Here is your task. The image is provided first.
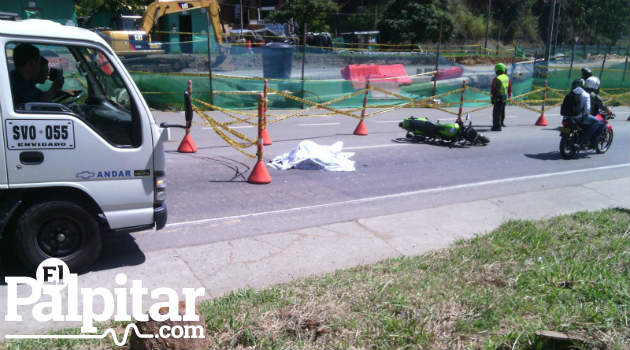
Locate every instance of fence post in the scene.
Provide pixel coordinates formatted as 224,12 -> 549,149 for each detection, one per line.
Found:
262,79 -> 272,145
433,72 -> 438,97
457,80 -> 466,122
568,40 -> 575,78
353,81 -> 370,135
248,93 -> 271,184
599,47 -> 608,79
205,11 -> 214,107
300,23 -> 307,109
432,18 -> 442,97
535,80 -> 548,126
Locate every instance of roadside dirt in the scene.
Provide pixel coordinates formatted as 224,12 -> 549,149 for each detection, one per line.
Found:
453,56 -> 528,66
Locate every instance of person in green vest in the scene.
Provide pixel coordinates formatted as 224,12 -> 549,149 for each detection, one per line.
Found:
490,62 -> 512,131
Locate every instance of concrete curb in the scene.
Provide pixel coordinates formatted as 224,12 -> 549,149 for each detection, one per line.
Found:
1,177 -> 628,336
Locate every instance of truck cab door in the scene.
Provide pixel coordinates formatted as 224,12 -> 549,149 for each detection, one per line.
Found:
2,41 -> 156,230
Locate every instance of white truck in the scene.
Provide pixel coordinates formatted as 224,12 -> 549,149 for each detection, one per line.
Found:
0,19 -> 168,272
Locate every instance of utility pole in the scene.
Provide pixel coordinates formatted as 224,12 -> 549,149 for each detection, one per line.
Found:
553,2 -> 561,56
433,18 -> 443,97
484,0 -> 491,51
545,0 -> 557,64
205,10 -> 214,106
239,0 -> 244,37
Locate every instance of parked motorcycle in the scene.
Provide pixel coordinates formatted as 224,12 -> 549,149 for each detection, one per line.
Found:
397,114 -> 490,146
559,112 -> 614,159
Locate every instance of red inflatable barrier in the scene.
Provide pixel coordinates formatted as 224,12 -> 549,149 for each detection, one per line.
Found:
341,64 -> 412,89
434,66 -> 463,81
377,64 -> 412,85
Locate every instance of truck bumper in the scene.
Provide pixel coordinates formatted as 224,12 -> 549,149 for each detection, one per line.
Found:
154,203 -> 167,230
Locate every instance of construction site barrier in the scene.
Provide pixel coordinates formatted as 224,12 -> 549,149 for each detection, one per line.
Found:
167,73 -> 630,187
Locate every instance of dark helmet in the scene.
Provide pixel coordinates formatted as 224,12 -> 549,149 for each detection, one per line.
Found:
581,67 -> 592,79
571,78 -> 584,90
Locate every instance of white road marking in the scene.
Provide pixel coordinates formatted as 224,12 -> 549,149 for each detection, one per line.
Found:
298,122 -> 341,126
166,163 -> 629,228
202,125 -> 254,130
345,144 -> 411,150
374,120 -> 401,123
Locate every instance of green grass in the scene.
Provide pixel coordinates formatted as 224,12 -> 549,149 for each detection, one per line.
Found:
3,209 -> 629,349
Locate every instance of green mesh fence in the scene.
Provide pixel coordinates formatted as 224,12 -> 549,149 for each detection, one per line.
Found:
120,39 -> 630,111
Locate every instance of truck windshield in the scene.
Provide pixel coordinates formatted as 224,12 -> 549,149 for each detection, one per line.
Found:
6,42 -> 141,147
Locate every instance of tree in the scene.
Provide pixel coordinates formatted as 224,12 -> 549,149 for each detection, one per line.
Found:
267,0 -> 338,34
592,0 -> 629,45
377,0 -> 455,43
75,0 -> 151,17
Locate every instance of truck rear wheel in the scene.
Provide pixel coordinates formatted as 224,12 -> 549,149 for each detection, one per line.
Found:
15,201 -> 102,273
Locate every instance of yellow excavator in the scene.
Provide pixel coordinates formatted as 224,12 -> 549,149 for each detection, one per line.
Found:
98,0 -> 224,56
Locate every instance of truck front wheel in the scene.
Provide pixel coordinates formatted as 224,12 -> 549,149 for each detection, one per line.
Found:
15,201 -> 102,273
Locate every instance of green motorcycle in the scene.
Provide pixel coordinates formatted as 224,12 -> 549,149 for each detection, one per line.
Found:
397,115 -> 489,146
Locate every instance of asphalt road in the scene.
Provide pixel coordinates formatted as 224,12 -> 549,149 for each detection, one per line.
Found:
108,105 -> 629,258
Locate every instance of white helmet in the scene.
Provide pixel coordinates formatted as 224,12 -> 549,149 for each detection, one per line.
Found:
585,76 -> 600,91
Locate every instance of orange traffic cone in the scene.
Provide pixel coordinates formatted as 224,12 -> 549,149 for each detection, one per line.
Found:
354,120 -> 368,135
248,160 -> 271,184
262,128 -> 272,145
535,114 -> 548,126
177,133 -> 198,153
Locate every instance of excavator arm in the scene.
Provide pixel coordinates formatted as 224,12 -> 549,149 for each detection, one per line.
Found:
141,0 -> 224,44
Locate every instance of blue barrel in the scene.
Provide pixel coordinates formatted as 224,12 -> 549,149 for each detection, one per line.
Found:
262,42 -> 294,79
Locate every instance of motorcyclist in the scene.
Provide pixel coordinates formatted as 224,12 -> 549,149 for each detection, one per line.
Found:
584,76 -> 608,146
569,78 -> 601,149
581,67 -> 592,80
584,76 -> 611,116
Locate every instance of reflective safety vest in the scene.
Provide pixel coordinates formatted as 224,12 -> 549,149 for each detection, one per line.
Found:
494,73 -> 510,97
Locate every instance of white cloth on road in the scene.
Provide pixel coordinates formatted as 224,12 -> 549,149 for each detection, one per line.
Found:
269,140 -> 355,171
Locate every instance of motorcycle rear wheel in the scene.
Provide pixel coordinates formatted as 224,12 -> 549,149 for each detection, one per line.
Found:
595,128 -> 613,154
559,134 -> 577,159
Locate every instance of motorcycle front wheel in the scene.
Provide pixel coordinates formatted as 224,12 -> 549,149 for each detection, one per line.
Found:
596,128 -> 613,154
559,134 -> 577,159
477,135 -> 490,145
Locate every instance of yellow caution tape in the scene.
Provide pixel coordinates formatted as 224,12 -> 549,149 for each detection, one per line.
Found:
370,86 -> 415,102
511,102 -> 541,114
268,87 -> 369,120
192,98 -> 261,128
193,106 -> 257,159
465,86 -> 491,97
465,104 -> 493,114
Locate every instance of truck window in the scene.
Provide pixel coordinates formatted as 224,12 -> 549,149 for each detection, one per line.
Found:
6,42 -> 142,148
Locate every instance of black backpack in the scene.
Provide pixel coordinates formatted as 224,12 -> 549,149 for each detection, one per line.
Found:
560,91 -> 581,117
